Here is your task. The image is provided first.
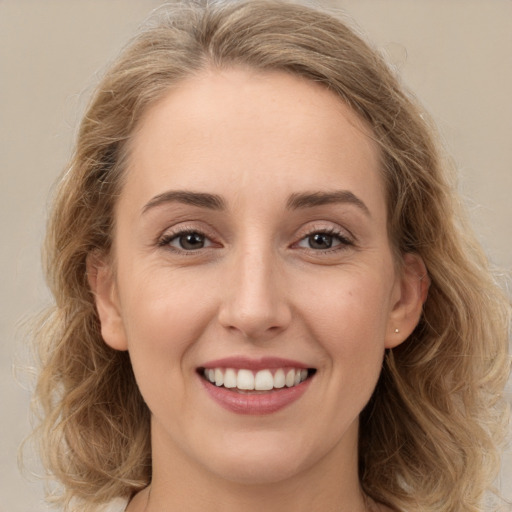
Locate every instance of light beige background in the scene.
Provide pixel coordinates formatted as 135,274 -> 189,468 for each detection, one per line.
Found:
1,1 -> 511,511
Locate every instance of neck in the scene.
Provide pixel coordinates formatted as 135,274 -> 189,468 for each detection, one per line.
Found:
133,419 -> 370,512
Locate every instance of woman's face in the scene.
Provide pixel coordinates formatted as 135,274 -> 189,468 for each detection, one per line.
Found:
92,68 -> 424,487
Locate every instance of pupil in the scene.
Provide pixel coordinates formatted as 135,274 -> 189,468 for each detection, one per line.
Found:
310,233 -> 332,249
180,233 -> 204,250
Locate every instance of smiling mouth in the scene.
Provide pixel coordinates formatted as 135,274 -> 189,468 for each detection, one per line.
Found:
199,367 -> 317,393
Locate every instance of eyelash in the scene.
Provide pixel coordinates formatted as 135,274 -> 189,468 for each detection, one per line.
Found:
158,229 -> 217,253
294,227 -> 354,253
157,226 -> 354,254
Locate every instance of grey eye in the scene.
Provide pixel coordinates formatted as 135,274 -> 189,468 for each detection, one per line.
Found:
308,233 -> 334,249
170,232 -> 210,250
296,230 -> 353,251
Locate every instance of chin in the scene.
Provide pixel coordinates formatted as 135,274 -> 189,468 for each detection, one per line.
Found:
199,433 -> 322,486
211,457 -> 305,486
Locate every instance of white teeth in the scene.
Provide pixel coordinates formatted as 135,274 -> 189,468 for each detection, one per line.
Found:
285,369 -> 295,387
223,368 -> 237,388
214,368 -> 224,387
254,369 -> 274,391
273,368 -> 285,389
237,369 -> 255,390
203,367 -> 311,391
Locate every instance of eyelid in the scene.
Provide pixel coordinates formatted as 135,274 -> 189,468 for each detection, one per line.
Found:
157,222 -> 222,250
164,231 -> 214,250
296,230 -> 351,248
294,222 -> 355,244
288,222 -> 357,259
155,220 -> 356,253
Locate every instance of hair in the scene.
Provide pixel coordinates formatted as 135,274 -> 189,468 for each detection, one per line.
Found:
30,1 -> 510,511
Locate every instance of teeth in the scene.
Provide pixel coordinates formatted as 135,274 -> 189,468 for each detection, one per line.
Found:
237,369 -> 255,390
224,368 -> 237,388
273,368 -> 285,389
203,367 -> 311,391
214,368 -> 224,387
254,369 -> 273,391
285,369 -> 295,387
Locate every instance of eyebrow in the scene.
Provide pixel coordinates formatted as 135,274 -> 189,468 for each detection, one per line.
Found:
141,189 -> 370,217
286,190 -> 370,216
142,190 -> 226,214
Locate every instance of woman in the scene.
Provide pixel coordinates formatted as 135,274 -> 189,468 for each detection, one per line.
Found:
31,1 -> 510,511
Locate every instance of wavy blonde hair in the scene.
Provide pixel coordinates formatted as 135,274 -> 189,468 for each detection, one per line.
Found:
31,1 -> 510,510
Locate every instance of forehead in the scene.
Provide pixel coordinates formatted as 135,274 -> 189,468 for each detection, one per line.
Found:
124,67 -> 384,214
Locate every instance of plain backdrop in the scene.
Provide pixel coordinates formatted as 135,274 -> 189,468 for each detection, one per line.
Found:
1,1 -> 511,511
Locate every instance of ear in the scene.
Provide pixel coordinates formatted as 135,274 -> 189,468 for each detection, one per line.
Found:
385,252 -> 430,349
86,252 -> 128,351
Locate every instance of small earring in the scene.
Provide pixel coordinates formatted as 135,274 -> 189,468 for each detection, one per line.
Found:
394,328 -> 400,333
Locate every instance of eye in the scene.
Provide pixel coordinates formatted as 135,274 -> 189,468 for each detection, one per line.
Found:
160,230 -> 213,251
296,230 -> 352,251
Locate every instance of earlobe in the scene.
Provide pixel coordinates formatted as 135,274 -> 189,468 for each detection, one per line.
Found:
86,252 -> 128,351
385,253 -> 430,349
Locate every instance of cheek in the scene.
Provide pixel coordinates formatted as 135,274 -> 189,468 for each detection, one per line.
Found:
117,270 -> 216,398
120,264 -> 213,345
298,270 -> 393,371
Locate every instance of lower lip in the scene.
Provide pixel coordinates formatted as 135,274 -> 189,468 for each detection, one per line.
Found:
200,376 -> 313,415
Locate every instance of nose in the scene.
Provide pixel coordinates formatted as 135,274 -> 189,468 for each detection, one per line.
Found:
217,244 -> 292,341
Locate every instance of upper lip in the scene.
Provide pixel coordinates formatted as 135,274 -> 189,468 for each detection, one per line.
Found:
200,356 -> 312,371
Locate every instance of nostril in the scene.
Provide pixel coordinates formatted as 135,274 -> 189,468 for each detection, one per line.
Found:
217,283 -> 292,340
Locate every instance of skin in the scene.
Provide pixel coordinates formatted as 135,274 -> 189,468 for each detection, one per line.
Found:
89,68 -> 427,512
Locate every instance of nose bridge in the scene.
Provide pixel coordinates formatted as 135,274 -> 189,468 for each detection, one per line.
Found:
219,238 -> 291,339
